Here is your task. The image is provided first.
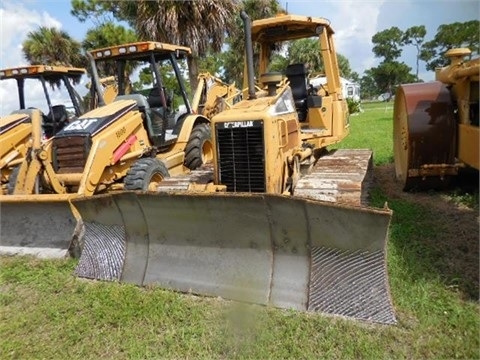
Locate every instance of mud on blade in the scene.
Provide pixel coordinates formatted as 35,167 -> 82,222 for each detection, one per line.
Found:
73,192 -> 396,324
0,194 -> 80,258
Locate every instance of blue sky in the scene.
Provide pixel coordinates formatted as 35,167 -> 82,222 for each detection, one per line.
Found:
0,0 -> 478,113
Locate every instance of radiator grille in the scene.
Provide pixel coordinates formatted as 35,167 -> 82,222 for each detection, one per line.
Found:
53,135 -> 91,173
216,121 -> 265,192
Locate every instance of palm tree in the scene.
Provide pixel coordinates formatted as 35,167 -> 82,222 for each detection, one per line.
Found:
130,0 -> 239,89
82,22 -> 137,53
288,39 -> 322,74
22,27 -> 86,70
82,22 -> 138,88
22,27 -> 86,88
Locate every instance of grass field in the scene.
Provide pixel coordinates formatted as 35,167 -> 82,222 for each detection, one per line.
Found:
1,102 -> 479,359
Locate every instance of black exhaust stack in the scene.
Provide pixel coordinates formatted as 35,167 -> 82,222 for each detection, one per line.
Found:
240,11 -> 256,100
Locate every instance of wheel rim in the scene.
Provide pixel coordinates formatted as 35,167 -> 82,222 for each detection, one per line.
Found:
148,172 -> 165,191
201,139 -> 214,164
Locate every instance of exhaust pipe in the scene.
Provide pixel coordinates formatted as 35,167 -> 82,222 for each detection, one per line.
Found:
240,11 -> 256,100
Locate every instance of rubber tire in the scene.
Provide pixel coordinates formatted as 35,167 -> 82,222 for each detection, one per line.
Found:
124,158 -> 170,191
6,165 -> 50,194
184,123 -> 212,170
6,165 -> 20,195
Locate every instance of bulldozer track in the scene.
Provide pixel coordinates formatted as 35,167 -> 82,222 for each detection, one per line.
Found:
295,149 -> 374,206
156,150 -> 374,208
156,163 -> 214,191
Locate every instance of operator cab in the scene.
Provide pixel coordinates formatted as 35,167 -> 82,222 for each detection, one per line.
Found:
0,64 -> 85,139
89,41 -> 194,149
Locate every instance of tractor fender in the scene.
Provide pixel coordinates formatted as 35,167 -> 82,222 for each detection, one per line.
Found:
174,114 -> 210,144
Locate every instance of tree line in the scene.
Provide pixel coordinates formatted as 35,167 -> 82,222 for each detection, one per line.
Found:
21,0 -> 479,100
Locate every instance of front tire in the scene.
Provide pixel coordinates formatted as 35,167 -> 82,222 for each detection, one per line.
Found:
184,123 -> 213,170
124,158 -> 170,191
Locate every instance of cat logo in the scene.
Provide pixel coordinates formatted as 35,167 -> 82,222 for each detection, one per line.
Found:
63,118 -> 98,131
223,121 -> 254,128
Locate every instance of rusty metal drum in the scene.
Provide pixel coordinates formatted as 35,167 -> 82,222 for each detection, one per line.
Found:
393,82 -> 456,190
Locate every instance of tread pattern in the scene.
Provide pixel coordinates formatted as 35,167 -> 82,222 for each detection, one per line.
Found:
184,123 -> 211,170
124,158 -> 169,191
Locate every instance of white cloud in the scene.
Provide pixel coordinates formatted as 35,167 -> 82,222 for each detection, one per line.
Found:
288,0 -> 478,81
0,1 -> 66,114
0,75 -> 86,116
327,0 -> 385,74
284,0 -> 386,76
1,1 -> 62,68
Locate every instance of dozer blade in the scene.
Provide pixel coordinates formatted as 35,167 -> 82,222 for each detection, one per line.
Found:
73,192 -> 396,324
0,194 -> 80,258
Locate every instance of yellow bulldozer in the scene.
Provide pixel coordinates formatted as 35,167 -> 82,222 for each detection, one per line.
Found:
0,41 -> 240,258
71,12 -> 396,324
394,48 -> 479,190
0,65 -> 87,194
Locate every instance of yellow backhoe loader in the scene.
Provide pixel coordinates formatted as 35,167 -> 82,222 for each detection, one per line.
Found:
0,65 -> 86,194
72,12 -> 395,324
0,41 -> 239,258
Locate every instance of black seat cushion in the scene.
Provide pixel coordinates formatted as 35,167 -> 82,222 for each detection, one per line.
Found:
285,64 -> 308,101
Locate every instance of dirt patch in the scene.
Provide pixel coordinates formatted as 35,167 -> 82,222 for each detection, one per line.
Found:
374,164 -> 479,301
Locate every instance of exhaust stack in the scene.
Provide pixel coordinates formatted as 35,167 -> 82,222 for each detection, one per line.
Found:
240,11 -> 256,100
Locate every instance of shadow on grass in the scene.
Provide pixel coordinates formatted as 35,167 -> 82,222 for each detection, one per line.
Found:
372,165 -> 479,302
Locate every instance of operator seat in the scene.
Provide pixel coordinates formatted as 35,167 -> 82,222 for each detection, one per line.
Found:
147,87 -> 172,109
147,87 -> 177,131
44,105 -> 69,138
147,87 -> 163,108
285,63 -> 309,122
114,94 -> 167,147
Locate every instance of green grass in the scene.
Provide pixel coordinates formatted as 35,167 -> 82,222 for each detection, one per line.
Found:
1,101 -> 479,359
331,101 -> 395,165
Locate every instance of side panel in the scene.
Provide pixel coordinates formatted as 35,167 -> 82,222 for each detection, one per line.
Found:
266,196 -> 310,310
140,194 -> 273,304
458,123 -> 479,170
0,195 -> 78,258
304,201 -> 395,323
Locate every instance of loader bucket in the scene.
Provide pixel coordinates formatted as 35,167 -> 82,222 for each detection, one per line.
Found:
73,192 -> 396,324
0,194 -> 80,258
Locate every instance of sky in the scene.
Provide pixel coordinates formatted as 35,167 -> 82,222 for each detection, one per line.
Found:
0,0 -> 478,114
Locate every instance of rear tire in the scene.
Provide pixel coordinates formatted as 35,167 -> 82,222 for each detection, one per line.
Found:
184,123 -> 213,170
124,158 -> 170,191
